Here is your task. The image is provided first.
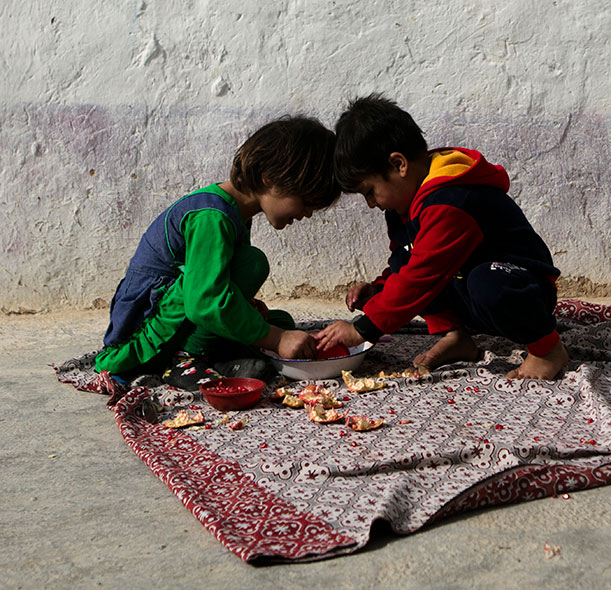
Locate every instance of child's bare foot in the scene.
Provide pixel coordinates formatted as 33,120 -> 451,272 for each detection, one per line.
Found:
505,341 -> 568,380
413,328 -> 479,370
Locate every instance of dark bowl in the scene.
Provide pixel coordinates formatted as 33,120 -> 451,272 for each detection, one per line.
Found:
199,377 -> 265,411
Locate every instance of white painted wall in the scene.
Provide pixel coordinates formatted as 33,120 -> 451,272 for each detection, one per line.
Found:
1,0 -> 610,311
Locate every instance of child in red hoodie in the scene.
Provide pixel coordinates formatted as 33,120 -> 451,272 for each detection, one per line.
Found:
316,95 -> 568,379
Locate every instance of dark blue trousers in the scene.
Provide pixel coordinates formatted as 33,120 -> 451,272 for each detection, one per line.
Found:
423,262 -> 558,345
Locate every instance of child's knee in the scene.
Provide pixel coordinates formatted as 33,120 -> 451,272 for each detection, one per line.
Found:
268,309 -> 295,330
242,246 -> 269,279
231,246 -> 270,298
464,262 -> 557,341
467,262 -> 535,310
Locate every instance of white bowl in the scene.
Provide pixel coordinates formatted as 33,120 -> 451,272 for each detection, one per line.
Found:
262,342 -> 375,380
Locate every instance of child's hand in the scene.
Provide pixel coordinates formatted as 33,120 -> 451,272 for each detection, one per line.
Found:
314,321 -> 364,351
251,298 -> 270,320
277,330 -> 317,360
346,282 -> 377,312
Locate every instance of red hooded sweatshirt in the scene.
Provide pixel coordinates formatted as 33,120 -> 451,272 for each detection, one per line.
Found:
354,148 -> 559,346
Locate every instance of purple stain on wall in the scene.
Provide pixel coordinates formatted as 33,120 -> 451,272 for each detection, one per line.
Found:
1,101 -> 609,309
11,102 -> 250,222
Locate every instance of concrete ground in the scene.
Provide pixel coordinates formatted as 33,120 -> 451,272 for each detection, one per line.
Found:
1,299 -> 610,590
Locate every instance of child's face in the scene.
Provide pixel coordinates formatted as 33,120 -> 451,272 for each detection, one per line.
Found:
356,169 -> 414,216
355,152 -> 424,217
258,187 -> 314,230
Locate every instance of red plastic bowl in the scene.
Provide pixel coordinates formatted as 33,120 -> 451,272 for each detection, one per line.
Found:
199,377 -> 265,411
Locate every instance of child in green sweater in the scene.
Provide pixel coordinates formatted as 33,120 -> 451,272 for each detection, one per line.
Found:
96,116 -> 339,385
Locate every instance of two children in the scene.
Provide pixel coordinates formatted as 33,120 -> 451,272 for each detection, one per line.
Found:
99,96 -> 567,384
96,116 -> 339,384
316,94 -> 568,380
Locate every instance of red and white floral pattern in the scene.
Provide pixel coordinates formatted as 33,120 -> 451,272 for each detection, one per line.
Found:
54,300 -> 611,562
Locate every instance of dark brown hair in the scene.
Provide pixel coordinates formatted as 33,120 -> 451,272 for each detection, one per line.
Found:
231,116 -> 340,208
334,94 -> 428,192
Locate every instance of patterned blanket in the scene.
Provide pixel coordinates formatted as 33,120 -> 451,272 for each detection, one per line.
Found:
54,299 -> 611,562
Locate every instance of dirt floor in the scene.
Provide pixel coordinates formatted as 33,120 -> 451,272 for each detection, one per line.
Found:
1,298 -> 610,589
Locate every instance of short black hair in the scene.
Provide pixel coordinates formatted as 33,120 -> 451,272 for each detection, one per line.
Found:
231,116 -> 340,209
334,94 -> 428,192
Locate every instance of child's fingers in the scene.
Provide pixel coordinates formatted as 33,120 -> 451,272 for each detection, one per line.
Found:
318,329 -> 342,351
318,337 -> 335,351
314,325 -> 334,341
346,285 -> 364,310
251,298 -> 270,320
315,333 -> 330,350
313,329 -> 330,349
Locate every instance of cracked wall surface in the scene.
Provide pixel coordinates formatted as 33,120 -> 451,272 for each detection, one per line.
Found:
1,0 -> 610,311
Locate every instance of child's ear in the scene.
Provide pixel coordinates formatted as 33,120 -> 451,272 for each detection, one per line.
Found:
388,152 -> 409,177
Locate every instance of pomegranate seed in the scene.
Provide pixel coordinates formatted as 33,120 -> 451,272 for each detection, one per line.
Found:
589,440 -> 597,445
466,422 -> 473,426
483,439 -> 489,444
389,409 -> 395,414
495,424 -> 504,431
260,443 -> 268,449
204,424 -> 212,430
447,399 -> 455,404
189,405 -> 199,410
587,418 -> 594,424
339,431 -> 347,437
474,387 -> 480,392
534,436 -> 541,441
350,441 -> 357,447
580,438 -> 586,443
562,493 -> 571,500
